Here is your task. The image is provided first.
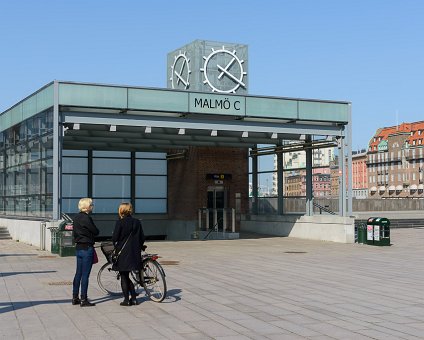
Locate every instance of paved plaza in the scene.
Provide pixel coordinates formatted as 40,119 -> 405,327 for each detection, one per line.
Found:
1,228 -> 424,339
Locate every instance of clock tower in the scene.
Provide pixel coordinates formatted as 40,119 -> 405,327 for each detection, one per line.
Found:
167,40 -> 248,94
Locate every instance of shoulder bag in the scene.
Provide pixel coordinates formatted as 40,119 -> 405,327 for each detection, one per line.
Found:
110,233 -> 131,264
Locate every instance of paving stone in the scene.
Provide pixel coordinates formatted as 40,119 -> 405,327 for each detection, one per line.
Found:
2,229 -> 424,339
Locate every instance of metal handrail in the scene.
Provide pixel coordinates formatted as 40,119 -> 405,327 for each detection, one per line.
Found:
198,208 -> 236,233
313,202 -> 336,215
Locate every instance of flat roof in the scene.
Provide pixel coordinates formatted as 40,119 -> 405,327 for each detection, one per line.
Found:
1,81 -> 350,135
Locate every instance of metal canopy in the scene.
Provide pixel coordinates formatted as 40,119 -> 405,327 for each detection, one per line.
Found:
62,110 -> 346,151
1,81 -> 351,147
53,81 -> 351,151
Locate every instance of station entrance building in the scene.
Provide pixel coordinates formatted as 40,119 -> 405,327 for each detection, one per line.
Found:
0,41 -> 353,249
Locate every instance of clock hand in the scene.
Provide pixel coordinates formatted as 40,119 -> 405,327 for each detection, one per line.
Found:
217,65 -> 246,87
177,60 -> 186,85
174,71 -> 188,86
218,58 -> 236,79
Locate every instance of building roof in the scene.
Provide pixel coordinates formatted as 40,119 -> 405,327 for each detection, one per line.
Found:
407,121 -> 424,145
369,121 -> 424,150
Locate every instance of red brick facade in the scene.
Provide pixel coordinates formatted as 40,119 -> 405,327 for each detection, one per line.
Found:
167,147 -> 249,222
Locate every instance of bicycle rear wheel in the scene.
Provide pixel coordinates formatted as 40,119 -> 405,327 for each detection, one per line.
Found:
97,262 -> 121,295
141,259 -> 167,302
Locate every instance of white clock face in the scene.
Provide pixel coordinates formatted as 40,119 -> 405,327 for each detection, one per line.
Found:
200,46 -> 247,93
170,51 -> 191,90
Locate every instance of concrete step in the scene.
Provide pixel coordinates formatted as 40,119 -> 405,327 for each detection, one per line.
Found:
0,226 -> 11,239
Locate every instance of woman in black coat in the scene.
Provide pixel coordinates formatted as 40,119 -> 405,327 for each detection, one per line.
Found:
112,202 -> 145,306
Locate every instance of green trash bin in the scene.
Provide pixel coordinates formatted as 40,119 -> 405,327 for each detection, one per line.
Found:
357,223 -> 367,244
373,217 -> 391,246
58,220 -> 75,257
48,227 -> 60,254
366,217 -> 391,246
366,217 -> 375,245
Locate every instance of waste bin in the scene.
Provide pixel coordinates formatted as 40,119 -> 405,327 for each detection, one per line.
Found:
58,220 -> 75,257
366,217 -> 391,246
357,222 -> 367,244
366,217 -> 375,245
48,227 -> 60,254
372,217 -> 390,246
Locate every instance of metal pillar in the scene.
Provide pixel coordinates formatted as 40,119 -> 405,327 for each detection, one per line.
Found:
305,136 -> 313,216
52,81 -> 60,220
252,147 -> 258,214
346,105 -> 353,216
338,136 -> 346,216
277,150 -> 284,215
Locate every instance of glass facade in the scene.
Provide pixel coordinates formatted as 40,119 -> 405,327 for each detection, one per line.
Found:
0,109 -> 54,218
62,150 -> 167,214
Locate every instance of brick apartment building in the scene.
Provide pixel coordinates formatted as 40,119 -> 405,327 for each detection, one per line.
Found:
367,121 -> 424,198
285,168 -> 331,197
352,150 -> 368,198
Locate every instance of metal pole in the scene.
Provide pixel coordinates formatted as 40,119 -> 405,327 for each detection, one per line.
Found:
205,209 -> 209,230
52,81 -> 60,220
40,222 -> 46,250
305,136 -> 313,216
252,146 -> 258,214
346,104 -> 353,216
277,148 -> 284,215
232,208 -> 235,232
338,136 -> 346,216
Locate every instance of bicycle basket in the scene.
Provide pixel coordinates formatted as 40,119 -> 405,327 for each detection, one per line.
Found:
100,241 -> 115,262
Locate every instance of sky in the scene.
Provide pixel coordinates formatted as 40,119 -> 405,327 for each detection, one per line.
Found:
1,0 -> 423,150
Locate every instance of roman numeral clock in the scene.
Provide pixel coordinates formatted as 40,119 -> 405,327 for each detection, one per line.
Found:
167,40 -> 248,94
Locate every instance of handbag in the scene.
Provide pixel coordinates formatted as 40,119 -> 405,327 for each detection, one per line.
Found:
110,233 -> 131,265
92,248 -> 99,264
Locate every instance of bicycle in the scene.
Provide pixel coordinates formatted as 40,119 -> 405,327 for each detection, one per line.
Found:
97,242 -> 167,302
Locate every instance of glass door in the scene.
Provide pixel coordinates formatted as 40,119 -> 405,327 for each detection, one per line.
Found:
207,186 -> 227,230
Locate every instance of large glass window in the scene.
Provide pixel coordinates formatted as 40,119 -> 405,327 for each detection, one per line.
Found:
61,150 -> 88,213
92,151 -> 131,212
93,175 -> 131,197
135,152 -> 167,213
61,150 -> 167,214
0,109 -> 53,218
249,142 -> 335,215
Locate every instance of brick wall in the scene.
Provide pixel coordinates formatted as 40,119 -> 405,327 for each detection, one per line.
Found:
167,146 -> 249,220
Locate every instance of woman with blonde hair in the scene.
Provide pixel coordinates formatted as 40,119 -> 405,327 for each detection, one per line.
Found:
112,202 -> 145,306
72,198 -> 99,307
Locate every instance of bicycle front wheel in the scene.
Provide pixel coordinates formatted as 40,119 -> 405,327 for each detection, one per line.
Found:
97,262 -> 121,295
141,259 -> 167,302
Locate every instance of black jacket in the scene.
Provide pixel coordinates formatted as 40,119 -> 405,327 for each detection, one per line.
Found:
112,215 -> 145,272
72,212 -> 99,246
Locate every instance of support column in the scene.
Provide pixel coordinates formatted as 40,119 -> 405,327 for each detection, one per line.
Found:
277,150 -> 284,215
346,105 -> 353,216
52,81 -> 60,220
338,136 -> 346,216
252,147 -> 258,215
305,136 -> 313,216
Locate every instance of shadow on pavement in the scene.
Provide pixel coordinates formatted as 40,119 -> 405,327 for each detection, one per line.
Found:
0,294 -> 127,313
0,299 -> 70,313
160,288 -> 182,303
0,270 -> 56,277
0,254 -> 38,257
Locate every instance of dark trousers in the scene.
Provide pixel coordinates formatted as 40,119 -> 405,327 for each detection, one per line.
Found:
72,247 -> 94,298
119,271 -> 136,301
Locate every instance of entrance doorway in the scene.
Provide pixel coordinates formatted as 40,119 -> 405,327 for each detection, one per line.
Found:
207,186 -> 227,230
